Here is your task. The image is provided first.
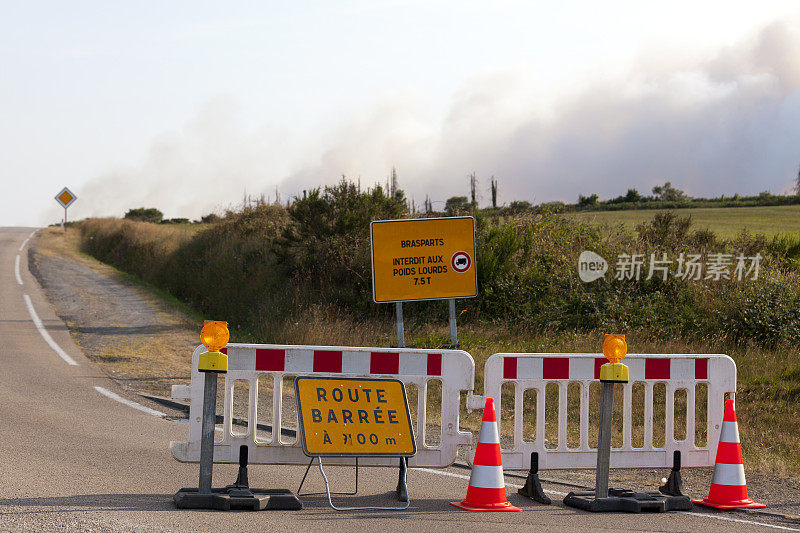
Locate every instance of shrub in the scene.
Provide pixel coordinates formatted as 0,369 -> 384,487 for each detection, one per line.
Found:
124,207 -> 163,223
77,182 -> 800,349
445,196 -> 470,215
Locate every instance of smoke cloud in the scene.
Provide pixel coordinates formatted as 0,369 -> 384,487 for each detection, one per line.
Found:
77,19 -> 800,221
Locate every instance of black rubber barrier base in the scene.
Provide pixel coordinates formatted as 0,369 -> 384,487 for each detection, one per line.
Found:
517,452 -> 551,505
174,487 -> 302,511
563,488 -> 692,513
175,444 -> 302,511
659,450 -> 685,497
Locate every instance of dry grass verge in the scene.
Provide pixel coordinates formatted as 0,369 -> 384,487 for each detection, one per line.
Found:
33,227 -> 200,398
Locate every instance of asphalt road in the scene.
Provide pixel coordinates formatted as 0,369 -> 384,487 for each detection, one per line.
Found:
1,226 -> 797,532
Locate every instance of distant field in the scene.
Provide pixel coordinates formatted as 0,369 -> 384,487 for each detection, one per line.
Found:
567,205 -> 800,238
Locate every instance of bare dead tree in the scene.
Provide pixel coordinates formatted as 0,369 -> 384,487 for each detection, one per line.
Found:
795,163 -> 800,195
490,176 -> 498,208
469,172 -> 478,207
391,167 -> 398,197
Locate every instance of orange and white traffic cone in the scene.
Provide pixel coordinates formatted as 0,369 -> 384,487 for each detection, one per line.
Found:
693,399 -> 765,510
451,398 -> 521,512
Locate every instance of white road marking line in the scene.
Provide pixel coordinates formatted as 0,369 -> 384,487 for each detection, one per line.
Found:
413,467 -> 795,530
23,294 -> 78,366
93,386 -> 166,418
14,255 -> 22,285
679,511 -> 799,531
413,467 -> 568,496
19,229 -> 39,251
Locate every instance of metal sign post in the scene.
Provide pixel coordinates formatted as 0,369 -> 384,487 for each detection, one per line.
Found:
198,371 -> 218,494
594,380 -> 614,498
396,302 -> 405,348
448,298 -> 458,347
54,187 -> 77,233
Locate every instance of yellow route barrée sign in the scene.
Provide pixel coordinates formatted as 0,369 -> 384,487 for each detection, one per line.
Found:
295,377 -> 415,457
370,216 -> 477,302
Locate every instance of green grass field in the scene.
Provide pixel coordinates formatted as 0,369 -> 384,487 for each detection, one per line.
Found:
567,205 -> 800,238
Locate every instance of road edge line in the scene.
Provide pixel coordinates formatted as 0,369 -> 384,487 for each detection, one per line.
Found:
23,294 -> 79,366
94,386 -> 166,418
14,255 -> 22,285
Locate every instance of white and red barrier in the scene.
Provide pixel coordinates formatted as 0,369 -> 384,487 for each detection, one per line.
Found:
469,353 -> 736,471
171,345 -> 737,472
170,343 -> 475,467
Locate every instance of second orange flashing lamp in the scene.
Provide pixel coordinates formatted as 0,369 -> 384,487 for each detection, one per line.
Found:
198,320 -> 229,373
599,334 -> 628,383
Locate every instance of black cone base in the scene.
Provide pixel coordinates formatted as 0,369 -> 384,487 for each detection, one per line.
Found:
174,487 -> 302,511
564,488 -> 692,513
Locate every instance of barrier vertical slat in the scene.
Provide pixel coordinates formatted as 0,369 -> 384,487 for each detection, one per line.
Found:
580,381 -> 590,449
644,382 -> 654,449
622,382 -> 632,449
248,377 -> 257,439
223,376 -> 233,443
536,383 -> 545,449
514,382 -> 523,449
418,379 -> 428,446
665,384 -> 676,452
558,382 -> 567,449
686,386 -> 695,444
254,377 -> 268,445
273,374 -> 284,444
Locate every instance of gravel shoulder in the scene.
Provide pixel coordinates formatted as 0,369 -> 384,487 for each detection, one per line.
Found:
29,227 -> 199,399
27,226 -> 800,522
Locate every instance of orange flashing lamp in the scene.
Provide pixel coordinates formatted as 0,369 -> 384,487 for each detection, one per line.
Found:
599,334 -> 628,383
198,320 -> 229,373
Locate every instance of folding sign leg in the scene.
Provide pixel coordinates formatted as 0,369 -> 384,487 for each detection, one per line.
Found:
298,457 -> 359,496
396,457 -> 408,502
317,457 -> 410,511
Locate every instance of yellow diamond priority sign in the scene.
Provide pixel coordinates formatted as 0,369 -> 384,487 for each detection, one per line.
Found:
55,187 -> 77,208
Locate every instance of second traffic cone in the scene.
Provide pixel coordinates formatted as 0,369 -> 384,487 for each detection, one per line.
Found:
451,398 -> 521,512
693,399 -> 765,510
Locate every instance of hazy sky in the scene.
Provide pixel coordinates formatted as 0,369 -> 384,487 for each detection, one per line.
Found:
1,1 -> 799,226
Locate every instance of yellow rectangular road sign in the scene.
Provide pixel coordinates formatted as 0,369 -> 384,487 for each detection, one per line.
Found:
295,377 -> 415,457
370,216 -> 477,302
